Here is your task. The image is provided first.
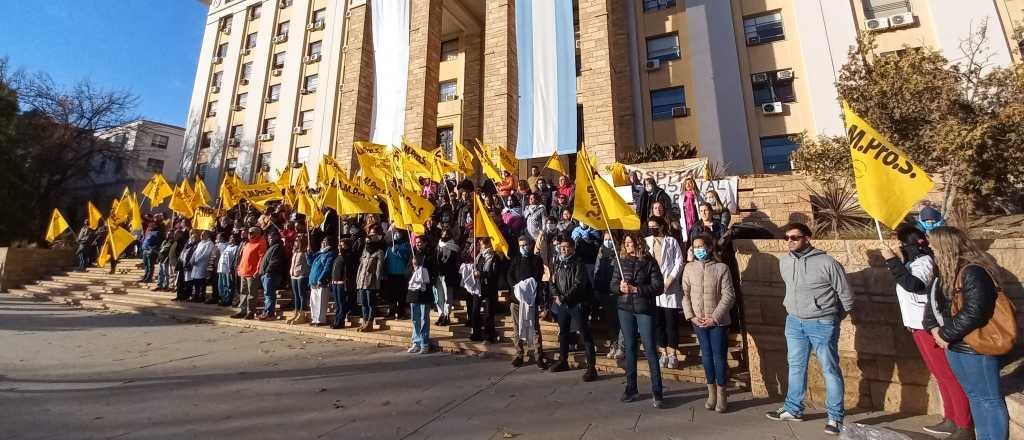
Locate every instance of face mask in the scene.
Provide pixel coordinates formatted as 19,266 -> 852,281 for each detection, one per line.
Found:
916,219 -> 944,233
393,233 -> 401,241
693,248 -> 708,261
603,240 -> 614,249
519,245 -> 530,255
559,254 -> 571,262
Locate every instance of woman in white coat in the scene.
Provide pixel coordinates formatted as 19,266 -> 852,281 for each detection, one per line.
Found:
645,216 -> 685,368
188,231 -> 216,302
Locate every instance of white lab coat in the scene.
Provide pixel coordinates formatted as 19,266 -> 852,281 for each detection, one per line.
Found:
646,235 -> 684,308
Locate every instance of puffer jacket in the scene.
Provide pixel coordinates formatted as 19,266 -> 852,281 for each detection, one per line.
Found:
681,260 -> 737,326
922,264 -> 998,354
610,254 -> 664,315
550,254 -> 590,306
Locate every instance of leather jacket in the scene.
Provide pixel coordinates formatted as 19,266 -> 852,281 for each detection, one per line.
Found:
610,255 -> 664,315
922,265 -> 998,354
550,254 -> 590,306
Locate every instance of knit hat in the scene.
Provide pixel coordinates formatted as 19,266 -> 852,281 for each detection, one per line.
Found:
918,206 -> 943,222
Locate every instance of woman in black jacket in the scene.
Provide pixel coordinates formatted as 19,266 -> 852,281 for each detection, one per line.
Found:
610,232 -> 666,408
922,226 -> 1008,440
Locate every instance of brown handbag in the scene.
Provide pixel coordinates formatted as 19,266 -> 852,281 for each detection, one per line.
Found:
951,265 -> 1018,356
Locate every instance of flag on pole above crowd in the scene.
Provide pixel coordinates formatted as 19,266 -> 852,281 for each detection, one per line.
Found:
87,201 -> 103,230
473,193 -> 509,256
142,173 -> 173,206
45,209 -> 69,243
544,151 -> 568,176
572,146 -> 640,231
96,225 -> 134,268
842,101 -> 934,229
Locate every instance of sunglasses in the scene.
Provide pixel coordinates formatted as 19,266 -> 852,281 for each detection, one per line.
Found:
783,235 -> 805,242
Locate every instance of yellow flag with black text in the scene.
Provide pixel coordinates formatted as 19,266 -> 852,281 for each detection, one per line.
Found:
143,173 -> 173,206
45,209 -> 70,242
169,183 -> 195,218
473,194 -> 508,256
843,101 -> 934,229
572,148 -> 640,231
544,151 -> 568,176
193,206 -> 218,231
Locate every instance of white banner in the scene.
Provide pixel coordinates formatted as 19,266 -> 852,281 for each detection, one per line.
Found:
624,160 -> 738,214
369,0 -> 410,147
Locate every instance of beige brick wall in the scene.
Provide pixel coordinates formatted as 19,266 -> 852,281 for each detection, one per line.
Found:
334,3 -> 374,174
737,173 -> 815,236
404,0 -> 443,147
0,247 -> 76,292
461,32 -> 484,144
482,0 -> 517,149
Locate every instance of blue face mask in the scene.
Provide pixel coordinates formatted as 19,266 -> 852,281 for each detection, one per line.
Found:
603,240 -> 614,249
559,253 -> 572,262
917,219 -> 944,233
693,248 -> 709,261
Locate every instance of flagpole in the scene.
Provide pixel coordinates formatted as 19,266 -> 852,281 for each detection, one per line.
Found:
579,149 -> 624,279
874,219 -> 884,242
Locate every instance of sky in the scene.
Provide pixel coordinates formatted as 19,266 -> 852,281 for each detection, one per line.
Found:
0,1 -> 208,127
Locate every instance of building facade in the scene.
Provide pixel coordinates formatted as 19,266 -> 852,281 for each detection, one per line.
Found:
184,0 -> 1023,190
80,120 -> 186,202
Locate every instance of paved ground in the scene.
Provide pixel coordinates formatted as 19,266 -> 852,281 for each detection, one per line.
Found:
0,293 -> 940,440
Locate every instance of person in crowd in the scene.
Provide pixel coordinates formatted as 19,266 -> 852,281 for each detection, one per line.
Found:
498,170 -> 516,200
682,233 -> 736,413
923,226 -> 1009,440
175,230 -> 200,301
384,229 -> 412,320
524,193 -> 547,241
917,205 -> 945,233
548,237 -> 598,381
187,230 -> 214,302
646,216 -> 685,369
407,235 -> 436,354
766,223 -> 853,436
651,201 -> 683,243
257,230 -> 287,320
330,238 -> 352,329
688,203 -> 723,252
204,232 -> 223,304
556,209 -> 577,236
217,234 -> 241,306
355,225 -> 386,332
572,222 -> 601,275
557,174 -> 574,201
596,231 -> 624,359
140,222 -> 163,283
471,238 -> 500,342
434,229 -> 460,326
155,229 -> 178,292
76,220 -> 95,272
551,193 -> 571,222
288,235 -> 310,325
638,178 -> 673,229
610,232 -> 665,408
880,225 -> 972,437
704,189 -> 731,229
680,177 -> 701,234
308,237 -> 337,327
506,235 -> 546,368
167,228 -> 186,292
527,165 -> 541,192
535,178 -> 553,211
231,228 -> 264,318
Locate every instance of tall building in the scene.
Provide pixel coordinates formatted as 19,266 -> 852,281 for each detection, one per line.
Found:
183,0 -> 1021,190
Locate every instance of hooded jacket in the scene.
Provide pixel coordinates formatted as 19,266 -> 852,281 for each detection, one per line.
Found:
779,247 -> 854,320
308,248 -> 337,288
356,239 -> 385,290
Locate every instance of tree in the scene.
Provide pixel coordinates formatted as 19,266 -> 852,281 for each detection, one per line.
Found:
0,57 -> 139,244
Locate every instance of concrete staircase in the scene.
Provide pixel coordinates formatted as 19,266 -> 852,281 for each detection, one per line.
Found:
8,258 -> 750,389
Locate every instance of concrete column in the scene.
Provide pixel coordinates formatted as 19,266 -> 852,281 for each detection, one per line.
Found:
482,0 -> 517,149
577,0 -> 634,167
460,32 -> 484,144
335,2 -> 375,174
404,0 -> 444,147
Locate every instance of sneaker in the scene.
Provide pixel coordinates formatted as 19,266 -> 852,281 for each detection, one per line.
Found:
536,357 -> 549,370
511,356 -> 524,368
922,419 -> 958,436
620,391 -> 638,403
407,345 -> 420,353
652,398 -> 665,409
582,368 -> 597,382
418,345 -> 432,354
824,420 -> 843,436
765,408 -> 803,422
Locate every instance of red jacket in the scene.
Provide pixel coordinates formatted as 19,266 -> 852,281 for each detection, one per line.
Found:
236,238 -> 267,277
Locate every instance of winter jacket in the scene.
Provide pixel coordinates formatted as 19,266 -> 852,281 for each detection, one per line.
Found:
217,243 -> 240,274
681,260 -> 737,326
436,239 -> 461,280
524,204 -> 547,240
922,265 -> 999,354
158,238 -> 173,264
885,251 -> 935,329
307,249 -> 337,288
384,240 -> 412,276
142,229 -> 164,251
779,247 -> 854,320
550,254 -> 590,306
610,254 -> 664,315
593,246 -> 616,295
188,240 -> 215,281
474,249 -> 500,294
331,251 -> 346,284
356,241 -> 385,290
258,239 -> 288,279
290,250 -> 310,279
406,248 -> 436,304
236,238 -> 267,278
505,252 -> 543,303
571,225 -> 601,265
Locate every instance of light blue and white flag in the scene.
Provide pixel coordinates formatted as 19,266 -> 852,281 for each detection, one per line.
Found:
369,0 -> 410,147
515,0 -> 577,159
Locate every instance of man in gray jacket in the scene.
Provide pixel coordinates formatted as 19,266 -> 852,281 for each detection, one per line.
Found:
766,223 -> 853,436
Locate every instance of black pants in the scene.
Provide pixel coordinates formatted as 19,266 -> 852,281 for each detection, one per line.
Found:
174,270 -> 189,300
470,287 -> 498,339
190,278 -> 206,300
654,306 -> 680,350
382,274 -> 408,318
556,302 -> 596,367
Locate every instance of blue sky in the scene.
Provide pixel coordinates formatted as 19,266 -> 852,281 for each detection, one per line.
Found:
0,1 -> 208,127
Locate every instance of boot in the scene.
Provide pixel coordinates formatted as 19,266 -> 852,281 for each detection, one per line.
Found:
582,364 -> 598,382
512,341 -> 525,367
294,312 -> 310,325
715,385 -> 727,413
535,349 -> 549,370
704,384 -> 718,410
286,310 -> 297,325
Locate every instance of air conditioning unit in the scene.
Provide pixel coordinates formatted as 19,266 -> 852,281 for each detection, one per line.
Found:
212,56 -> 224,64
272,68 -> 283,76
264,97 -> 275,103
239,78 -> 250,85
232,105 -> 244,111
292,126 -> 307,135
221,26 -> 231,35
889,12 -> 915,28
751,72 -> 769,84
865,17 -> 890,32
257,134 -> 274,141
746,36 -> 760,46
671,106 -> 689,118
307,20 -> 325,31
272,35 -> 288,44
209,86 -> 221,94
207,110 -> 217,117
645,59 -> 661,71
761,102 -> 784,115
775,69 -> 794,81
303,54 -> 321,64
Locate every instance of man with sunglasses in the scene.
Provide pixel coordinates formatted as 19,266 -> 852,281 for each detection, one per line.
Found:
766,223 -> 853,436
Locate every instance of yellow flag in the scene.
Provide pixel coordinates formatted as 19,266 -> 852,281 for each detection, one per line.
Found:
475,144 -> 502,182
383,184 -> 408,230
255,171 -> 268,184
115,187 -> 132,223
192,178 -> 211,209
843,101 -> 934,229
295,164 -> 310,189
87,201 -> 103,229
96,238 -> 113,268
572,148 -> 640,231
455,142 -> 475,175
400,141 -> 433,177
296,186 -> 324,226
323,178 -> 382,216
544,151 -> 568,176
99,225 -> 136,266
129,192 -> 143,231
219,174 -> 242,211
608,162 -> 629,186
238,182 -> 283,212
169,183 -> 195,218
45,208 -> 70,242
275,166 -> 293,190
473,194 -> 508,256
143,174 -> 173,205
193,206 -> 218,231
495,145 -> 518,173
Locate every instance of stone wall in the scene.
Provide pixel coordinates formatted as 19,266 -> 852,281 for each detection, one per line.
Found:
736,174 -> 814,237
736,238 -> 1024,415
0,247 -> 76,292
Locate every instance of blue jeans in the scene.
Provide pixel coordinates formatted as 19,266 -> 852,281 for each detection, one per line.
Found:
331,284 -> 350,326
218,273 -> 234,305
157,262 -> 169,288
693,325 -> 729,386
141,249 -> 156,281
411,303 -> 431,348
783,315 -> 844,422
358,289 -> 376,321
947,350 -> 1008,439
618,309 -> 662,398
261,274 -> 281,316
291,277 -> 309,312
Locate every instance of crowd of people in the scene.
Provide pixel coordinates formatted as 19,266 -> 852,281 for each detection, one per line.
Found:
69,164 -> 1012,438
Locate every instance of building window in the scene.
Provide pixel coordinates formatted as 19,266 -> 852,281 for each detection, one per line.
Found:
151,134 -> 169,149
212,71 -> 224,87
219,15 -> 232,33
304,74 -> 318,93
201,131 -> 212,149
862,0 -> 911,19
258,152 -> 272,172
225,158 -> 238,173
751,69 -> 795,105
146,158 -> 165,172
273,51 -> 286,68
760,135 -> 800,173
744,12 -> 784,45
206,101 -> 218,117
439,80 -> 457,102
299,110 -> 314,130
294,146 -> 310,164
248,4 -> 261,20
111,133 -> 128,146
437,126 -> 454,158
197,162 -> 209,179
277,21 -> 290,37
646,33 -> 680,62
263,117 -> 277,135
230,125 -> 244,143
650,87 -> 685,120
440,39 -> 459,62
246,32 -> 258,49
312,8 -> 327,24
575,53 -> 581,77
241,62 -> 253,80
268,84 -> 281,102
236,93 -> 248,109
643,0 -> 675,12
308,40 -> 322,57
216,43 -> 229,58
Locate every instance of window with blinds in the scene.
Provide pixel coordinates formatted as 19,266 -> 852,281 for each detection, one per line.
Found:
862,0 -> 911,19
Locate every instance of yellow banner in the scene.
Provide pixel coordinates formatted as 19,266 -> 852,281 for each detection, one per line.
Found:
455,142 -> 475,175
45,208 -> 69,243
239,182 -> 283,212
473,194 -> 508,256
169,183 -> 195,218
544,151 -> 568,176
401,141 -> 433,177
87,201 -> 103,230
572,148 -> 640,231
193,206 -> 218,231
